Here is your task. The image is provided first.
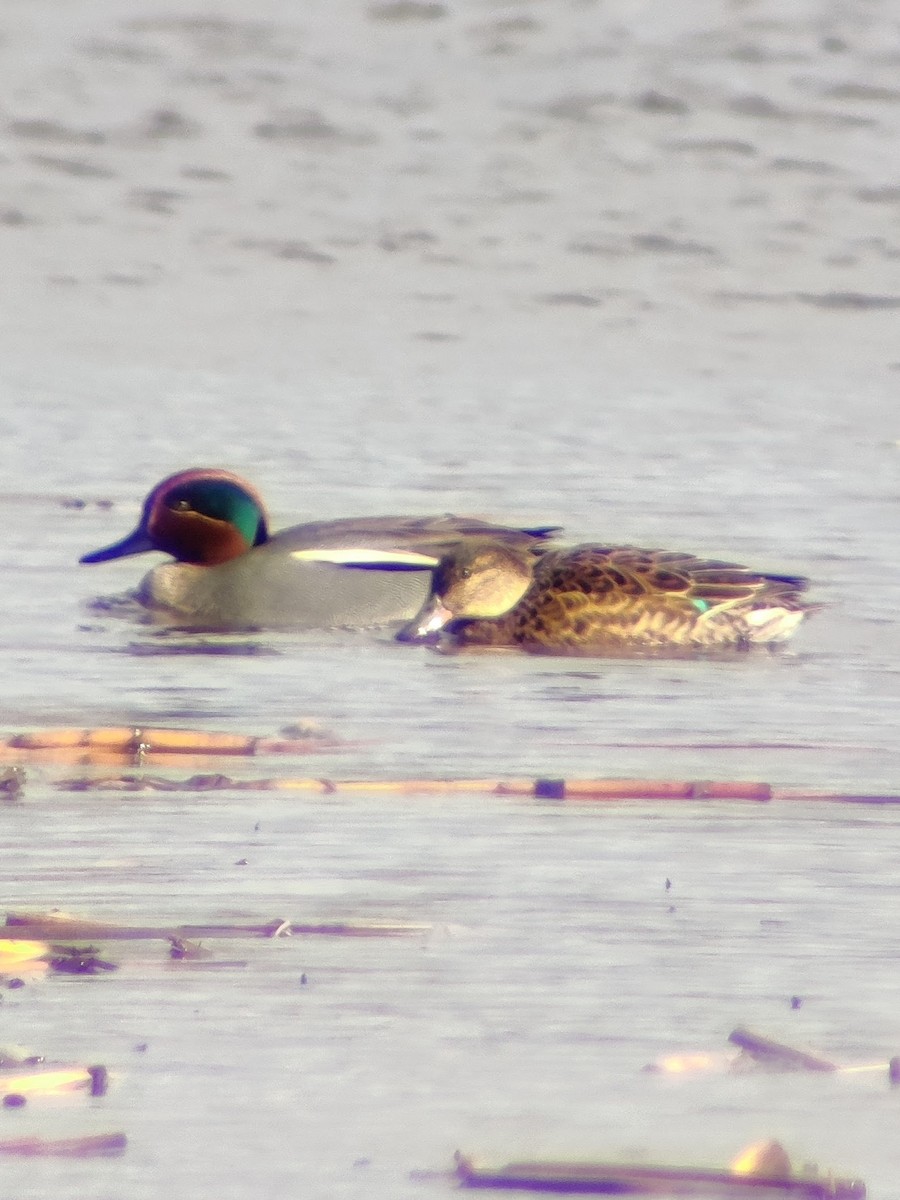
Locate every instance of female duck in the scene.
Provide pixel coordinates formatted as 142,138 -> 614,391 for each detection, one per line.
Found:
80,469 -> 558,630
334,539 -> 817,654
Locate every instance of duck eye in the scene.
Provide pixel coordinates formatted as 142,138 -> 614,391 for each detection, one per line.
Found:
460,567 -> 472,580
171,498 -> 193,512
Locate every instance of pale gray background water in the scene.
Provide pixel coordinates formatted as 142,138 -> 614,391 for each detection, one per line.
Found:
1,0 -> 898,1196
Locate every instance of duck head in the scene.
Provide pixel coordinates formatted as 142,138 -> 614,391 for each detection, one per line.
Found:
80,468 -> 270,567
411,540 -> 535,634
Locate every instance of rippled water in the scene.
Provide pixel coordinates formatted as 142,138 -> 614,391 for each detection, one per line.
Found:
1,1 -> 899,1197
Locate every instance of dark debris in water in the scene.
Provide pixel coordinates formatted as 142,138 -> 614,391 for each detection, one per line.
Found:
168,937 -> 209,960
0,767 -> 25,798
48,945 -> 118,975
61,495 -> 115,509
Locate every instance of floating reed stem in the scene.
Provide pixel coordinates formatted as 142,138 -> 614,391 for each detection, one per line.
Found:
0,1132 -> 126,1157
454,1151 -> 865,1198
4,912 -> 428,941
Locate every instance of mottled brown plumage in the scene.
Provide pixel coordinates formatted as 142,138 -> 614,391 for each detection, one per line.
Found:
398,540 -> 817,654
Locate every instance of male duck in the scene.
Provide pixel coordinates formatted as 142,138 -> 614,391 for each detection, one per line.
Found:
80,468 -> 559,630
325,538 -> 818,654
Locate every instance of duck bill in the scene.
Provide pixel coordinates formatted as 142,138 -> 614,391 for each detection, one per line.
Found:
80,527 -> 157,564
396,597 -> 455,643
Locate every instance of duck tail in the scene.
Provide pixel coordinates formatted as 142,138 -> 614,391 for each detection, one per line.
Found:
760,571 -> 810,591
741,605 -> 815,644
523,525 -> 563,541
